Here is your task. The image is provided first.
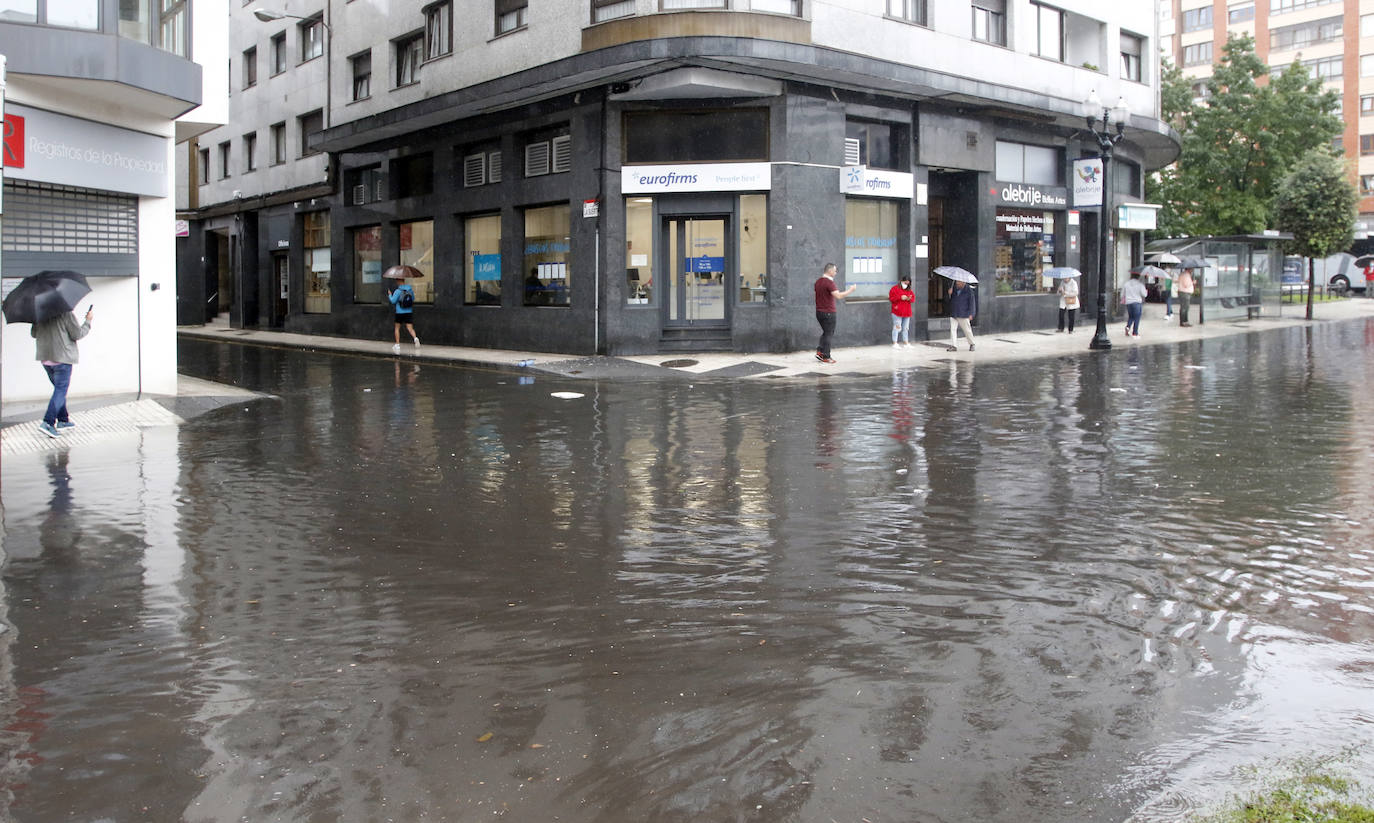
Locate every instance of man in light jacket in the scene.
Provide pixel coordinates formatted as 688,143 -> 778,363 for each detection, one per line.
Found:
32,307 -> 93,438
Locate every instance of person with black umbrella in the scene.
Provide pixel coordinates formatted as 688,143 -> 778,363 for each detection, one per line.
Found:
32,305 -> 93,438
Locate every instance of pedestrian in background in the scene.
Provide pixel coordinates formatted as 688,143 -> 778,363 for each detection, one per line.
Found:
949,279 -> 977,351
1056,275 -> 1079,333
32,305 -> 93,439
1121,271 -> 1148,337
388,280 -> 419,352
889,275 -> 915,348
1177,268 -> 1195,326
814,262 -> 856,364
1163,272 -> 1175,321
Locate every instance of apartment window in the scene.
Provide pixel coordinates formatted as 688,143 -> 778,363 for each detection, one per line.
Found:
1361,174 -> 1374,195
1270,0 -> 1337,14
1361,135 -> 1374,155
1363,14 -> 1374,38
118,0 -> 186,54
243,47 -> 257,88
1361,95 -> 1374,115
243,133 -> 257,172
270,122 -> 287,165
1301,55 -> 1343,81
353,225 -> 383,304
524,130 -> 571,177
1363,54 -> 1374,78
972,0 -> 1006,46
523,204 -> 571,307
662,0 -> 725,8
159,0 -> 187,57
465,214 -> 503,306
1191,80 -> 1211,100
591,0 -> 633,21
995,140 -> 1061,185
198,147 -> 210,185
1033,3 -> 1063,61
424,0 -> 452,59
1229,2 -> 1254,23
751,0 -> 801,13
351,51 -> 371,101
1121,32 -> 1143,82
1332,136 -> 1343,152
1183,7 -> 1212,32
271,32 -> 287,74
299,110 -> 323,157
496,0 -> 526,34
887,0 -> 927,25
218,142 -> 231,179
304,212 -> 331,314
395,33 -> 422,86
1183,42 -> 1213,67
1271,17 -> 1341,52
300,16 -> 325,62
462,146 -> 502,187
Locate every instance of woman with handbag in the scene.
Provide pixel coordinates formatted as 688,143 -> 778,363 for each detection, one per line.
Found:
1057,276 -> 1079,333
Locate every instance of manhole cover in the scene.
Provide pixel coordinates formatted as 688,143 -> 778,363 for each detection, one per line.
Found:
660,359 -> 699,368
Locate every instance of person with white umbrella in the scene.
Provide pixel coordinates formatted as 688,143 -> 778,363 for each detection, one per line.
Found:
934,266 -> 979,352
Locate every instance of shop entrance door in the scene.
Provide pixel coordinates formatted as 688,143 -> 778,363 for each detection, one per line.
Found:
664,216 -> 730,329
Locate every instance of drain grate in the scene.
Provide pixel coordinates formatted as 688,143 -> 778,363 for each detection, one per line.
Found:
660,359 -> 699,368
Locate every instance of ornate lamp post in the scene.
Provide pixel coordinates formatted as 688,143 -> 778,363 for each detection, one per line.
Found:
1082,92 -> 1129,351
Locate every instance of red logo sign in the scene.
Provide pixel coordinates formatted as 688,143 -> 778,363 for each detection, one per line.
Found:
3,114 -> 24,169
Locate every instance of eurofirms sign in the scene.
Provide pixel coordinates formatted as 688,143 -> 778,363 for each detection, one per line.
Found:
2,103 -> 168,197
841,166 -> 914,199
622,163 -> 771,194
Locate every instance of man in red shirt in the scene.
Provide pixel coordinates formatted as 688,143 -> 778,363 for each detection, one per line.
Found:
814,262 -> 856,363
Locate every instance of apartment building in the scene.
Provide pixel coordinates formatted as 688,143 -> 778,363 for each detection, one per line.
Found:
180,0 -> 1179,355
0,0 -> 227,404
1163,0 -> 1374,236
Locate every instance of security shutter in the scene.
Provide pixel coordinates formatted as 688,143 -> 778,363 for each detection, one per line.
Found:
1,180 -> 138,278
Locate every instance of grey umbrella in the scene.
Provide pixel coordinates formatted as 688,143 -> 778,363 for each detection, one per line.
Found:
1138,265 -> 1170,279
933,265 -> 978,284
1177,257 -> 1208,269
2,270 -> 92,325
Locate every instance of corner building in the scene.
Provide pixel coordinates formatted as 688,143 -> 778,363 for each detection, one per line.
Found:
183,0 -> 1178,355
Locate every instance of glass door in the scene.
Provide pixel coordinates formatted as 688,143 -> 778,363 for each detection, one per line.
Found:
665,216 -> 729,328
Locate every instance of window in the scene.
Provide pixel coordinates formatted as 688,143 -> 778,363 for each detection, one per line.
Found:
395,33 -> 422,86
887,0 -> 927,25
424,1 -> 451,59
353,226 -> 383,304
1191,80 -> 1212,100
465,214 -> 502,305
1362,95 -> 1374,114
624,110 -> 769,163
845,121 -> 896,169
1229,2 -> 1254,22
1363,14 -> 1374,38
304,212 -> 331,313
1270,17 -> 1342,52
995,210 -> 1056,295
351,51 -> 371,101
524,130 -> 571,177
1183,7 -> 1212,31
299,110 -> 323,156
591,0 -> 632,22
995,141 -> 1061,185
119,0 -> 186,53
1363,54 -> 1374,78
1361,174 -> 1374,195
1033,3 -> 1063,61
159,0 -> 187,57
738,194 -> 768,303
1332,136 -> 1343,152
663,0 -> 724,7
243,133 -> 257,172
523,204 -> 571,307
14,0 -> 97,28
243,47 -> 258,88
271,32 -> 287,75
198,147 -> 210,185
462,146 -> 502,187
844,199 -> 900,300
300,16 -> 325,62
218,141 -> 231,179
270,122 -> 287,165
1183,42 -> 1212,67
1294,55 -> 1342,81
346,165 -> 384,204
1121,32 -> 1143,82
496,0 -> 526,34
399,220 -> 435,305
625,197 -> 654,305
751,0 -> 801,13
393,153 -> 433,198
972,0 -> 1006,46
1361,135 -> 1374,155
1270,0 -> 1337,14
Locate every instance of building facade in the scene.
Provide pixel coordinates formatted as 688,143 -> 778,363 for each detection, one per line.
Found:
0,0 -> 226,404
180,0 -> 1178,356
1161,0 -> 1374,239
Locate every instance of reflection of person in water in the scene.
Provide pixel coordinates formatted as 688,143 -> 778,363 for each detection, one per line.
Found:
39,452 -> 81,560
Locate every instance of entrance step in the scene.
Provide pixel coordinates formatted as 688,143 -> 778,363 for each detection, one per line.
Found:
659,328 -> 734,353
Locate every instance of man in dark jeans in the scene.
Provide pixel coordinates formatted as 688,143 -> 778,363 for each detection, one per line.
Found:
813,262 -> 856,364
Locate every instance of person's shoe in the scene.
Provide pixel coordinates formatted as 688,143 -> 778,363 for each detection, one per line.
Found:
968,344 -> 975,351
820,356 -> 836,364
893,342 -> 901,349
1179,322 -> 1191,327
1056,328 -> 1064,333
815,352 -> 826,362
392,343 -> 401,352
55,421 -> 76,429
38,421 -> 59,439
413,336 -> 420,346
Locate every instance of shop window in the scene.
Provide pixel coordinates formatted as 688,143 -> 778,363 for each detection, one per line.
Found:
523,204 -> 571,307
465,214 -> 503,305
496,0 -> 527,34
625,197 -> 654,305
591,0 -> 633,22
972,0 -> 1006,46
353,225 -> 383,304
995,209 -> 1056,295
393,153 -> 433,198
739,194 -> 769,304
624,110 -> 768,163
844,199 -> 899,300
425,0 -> 452,59
299,110 -> 323,157
304,212 -> 331,314
845,121 -> 896,170
995,141 -> 1061,185
399,220 -> 435,304
352,51 -> 372,101
462,146 -> 502,187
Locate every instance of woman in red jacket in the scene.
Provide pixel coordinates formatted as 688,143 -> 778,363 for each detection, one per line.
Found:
889,275 -> 915,348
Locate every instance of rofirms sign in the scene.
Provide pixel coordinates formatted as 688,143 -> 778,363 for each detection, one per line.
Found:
995,183 -> 1067,208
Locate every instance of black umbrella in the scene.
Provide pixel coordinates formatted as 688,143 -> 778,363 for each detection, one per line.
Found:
2,270 -> 92,325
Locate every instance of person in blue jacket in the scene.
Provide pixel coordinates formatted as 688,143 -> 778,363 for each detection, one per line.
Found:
388,281 -> 419,351
949,279 -> 977,351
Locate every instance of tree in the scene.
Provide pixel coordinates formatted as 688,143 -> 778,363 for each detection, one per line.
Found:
1273,148 -> 1357,319
1151,34 -> 1343,238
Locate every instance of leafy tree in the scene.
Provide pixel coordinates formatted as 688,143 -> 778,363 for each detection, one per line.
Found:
1151,34 -> 1343,238
1273,147 -> 1357,318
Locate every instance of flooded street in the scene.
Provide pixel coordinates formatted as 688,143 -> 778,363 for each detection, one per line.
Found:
2,321 -> 1373,822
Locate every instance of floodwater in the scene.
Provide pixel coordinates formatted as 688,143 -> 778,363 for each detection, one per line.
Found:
2,321 -> 1373,823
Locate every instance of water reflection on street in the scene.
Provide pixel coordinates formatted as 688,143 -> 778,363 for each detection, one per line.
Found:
1,320 -> 1372,822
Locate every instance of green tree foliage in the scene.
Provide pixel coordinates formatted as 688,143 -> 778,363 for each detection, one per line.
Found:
1151,34 -> 1343,238
1274,147 -> 1357,318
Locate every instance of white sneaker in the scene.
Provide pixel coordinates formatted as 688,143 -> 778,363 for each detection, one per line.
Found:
893,342 -> 900,349
391,343 -> 401,352
413,336 -> 420,346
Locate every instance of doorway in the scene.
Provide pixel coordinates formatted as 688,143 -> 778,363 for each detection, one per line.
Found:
663,216 -> 730,329
928,197 -> 947,317
272,252 -> 289,327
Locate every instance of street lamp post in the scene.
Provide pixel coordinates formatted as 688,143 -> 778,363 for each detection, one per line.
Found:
1082,92 -> 1129,351
253,6 -> 331,129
